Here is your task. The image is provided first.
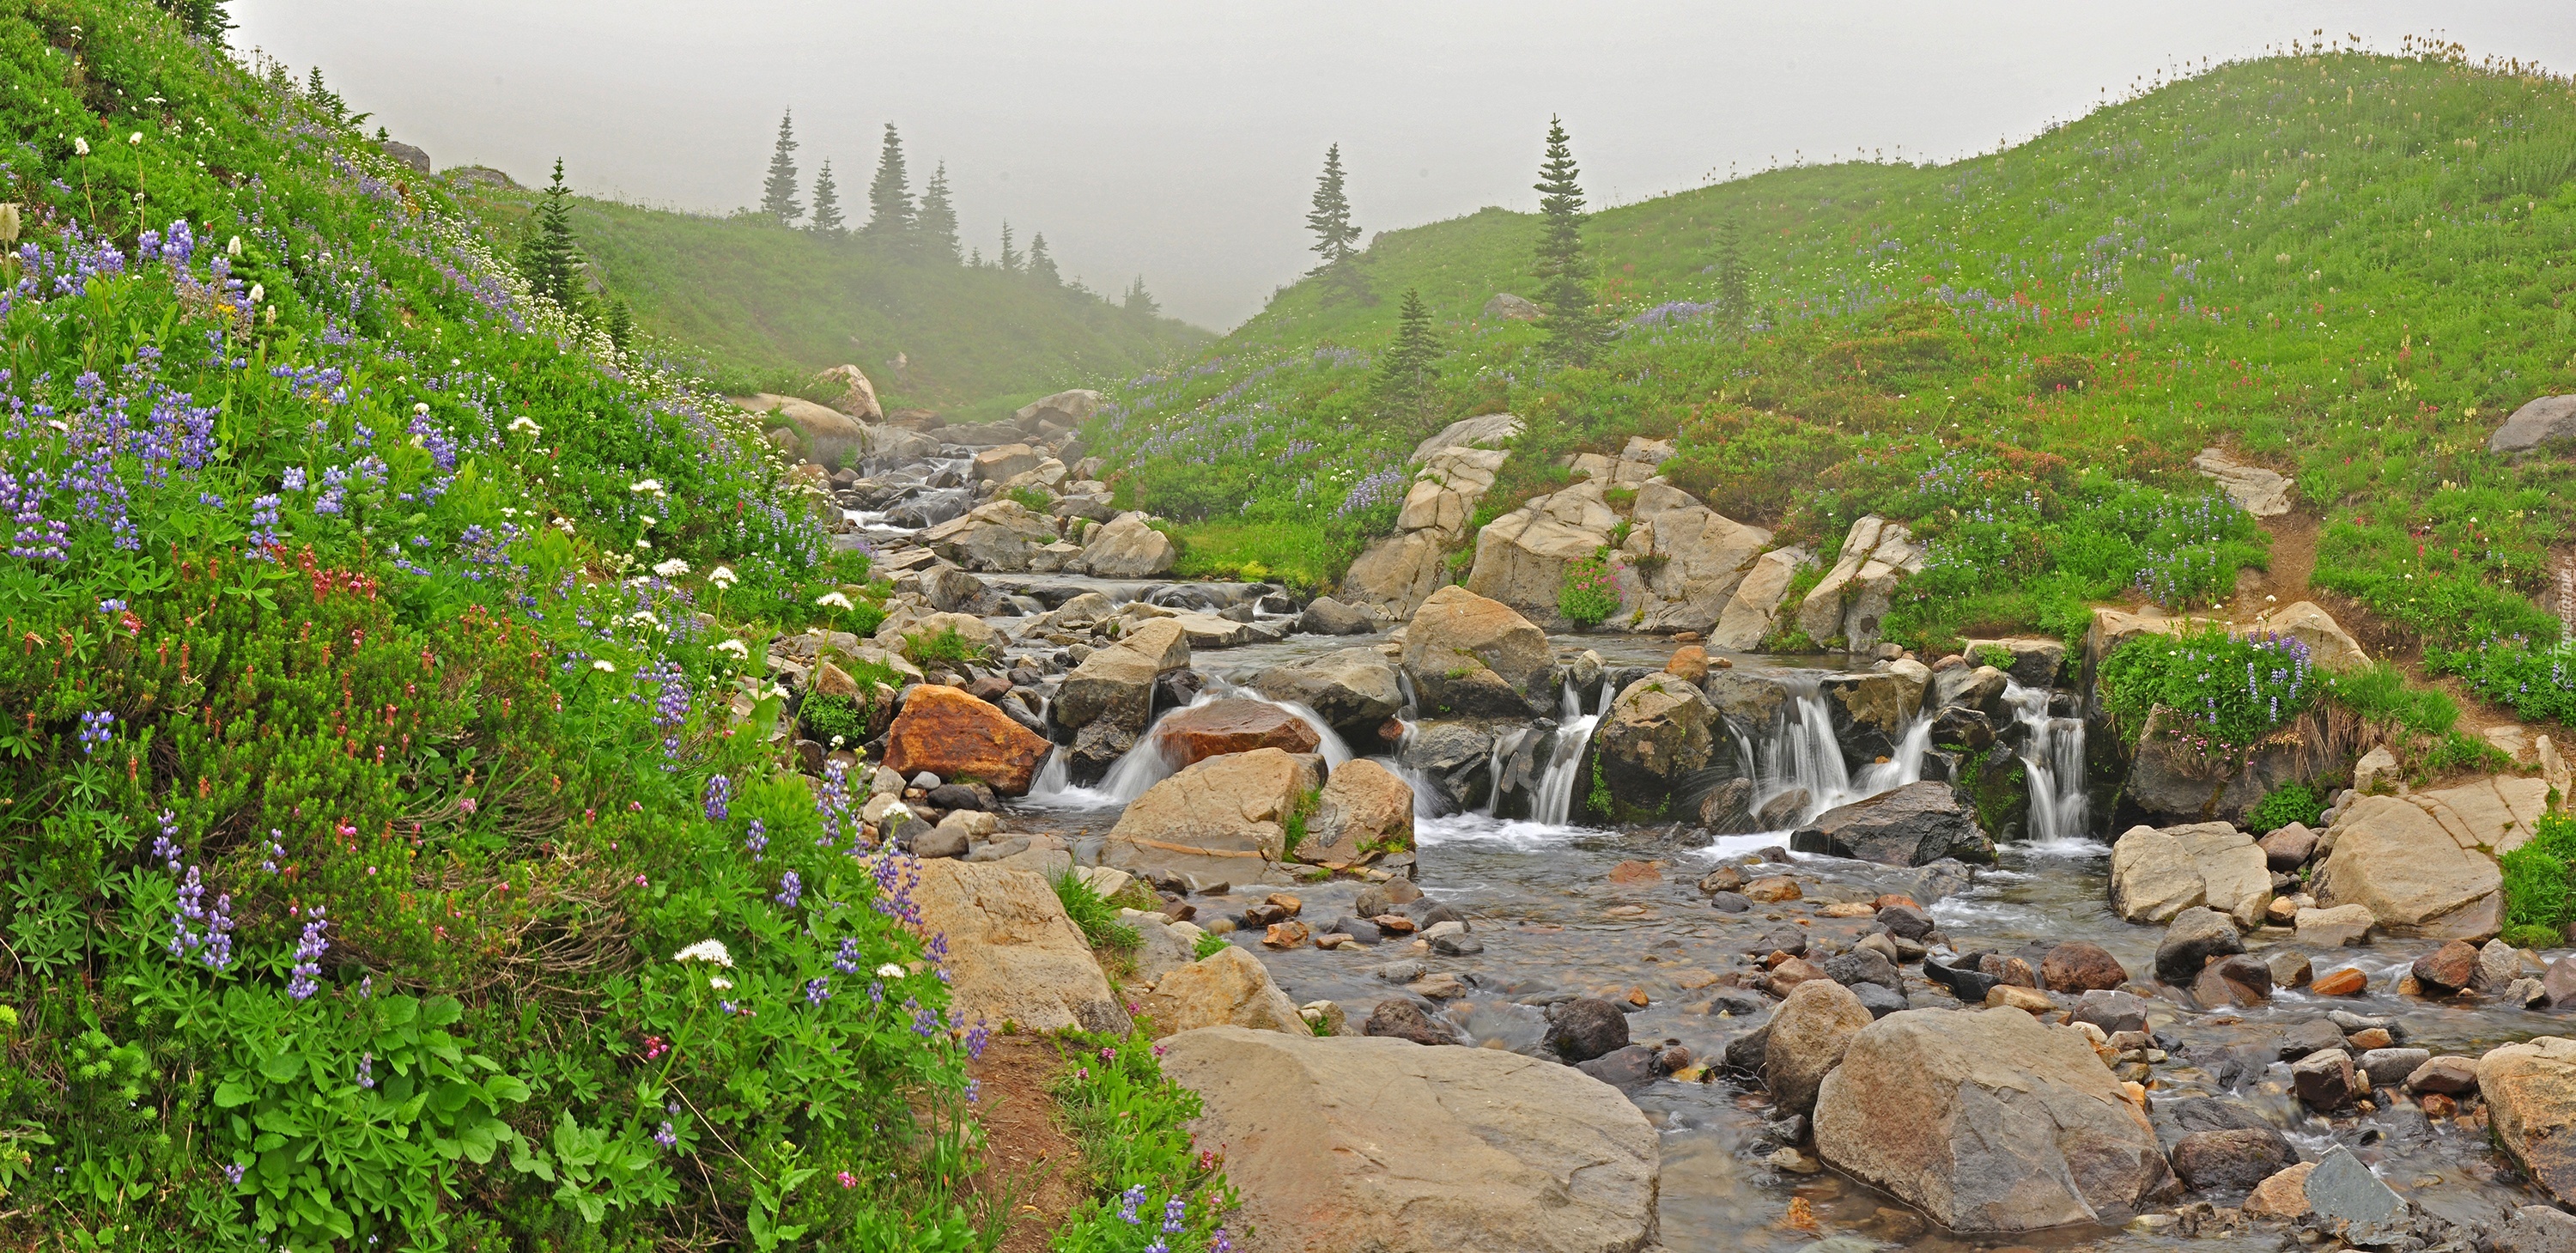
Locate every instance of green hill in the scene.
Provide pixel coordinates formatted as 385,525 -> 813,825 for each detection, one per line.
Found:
1089,43 -> 2576,733
460,186 -> 1212,414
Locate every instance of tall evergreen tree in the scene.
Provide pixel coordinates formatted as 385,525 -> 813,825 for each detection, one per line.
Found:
968,246 -> 984,268
1121,276 -> 1158,319
1712,216 -> 1747,324
1305,143 -> 1361,269
997,222 -> 1021,274
1376,287 -> 1439,422
916,162 -> 960,262
303,67 -> 347,122
808,161 -> 845,234
153,0 -> 232,46
1026,233 -> 1060,286
1531,115 -> 1602,362
761,110 -> 802,224
864,123 -> 914,240
605,296 -> 635,350
519,158 -> 580,309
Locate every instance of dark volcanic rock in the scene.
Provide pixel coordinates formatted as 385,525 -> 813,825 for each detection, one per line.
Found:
1789,781 -> 1996,867
1545,997 -> 1631,1062
2154,907 -> 2244,984
1361,999 -> 1457,1046
1922,954 -> 2000,1004
2171,1128 -> 2297,1192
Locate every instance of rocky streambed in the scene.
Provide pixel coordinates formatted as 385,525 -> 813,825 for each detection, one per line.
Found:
756,393 -> 2576,1253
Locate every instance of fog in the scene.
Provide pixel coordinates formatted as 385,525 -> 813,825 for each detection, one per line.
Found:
232,1 -> 2576,330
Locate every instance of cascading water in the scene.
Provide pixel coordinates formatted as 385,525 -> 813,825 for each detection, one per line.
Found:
1728,672 -> 1928,830
1024,678 -> 1350,809
2004,678 -> 2091,844
1529,678 -> 1602,825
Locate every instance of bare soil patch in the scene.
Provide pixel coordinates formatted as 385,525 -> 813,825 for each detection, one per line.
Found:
969,1037 -> 1083,1253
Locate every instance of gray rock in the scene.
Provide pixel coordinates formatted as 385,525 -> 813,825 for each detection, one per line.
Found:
910,771 -> 944,789
1544,997 -> 1630,1062
2171,1127 -> 2297,1192
2275,1019 -> 2349,1061
2154,907 -> 2244,983
2498,1204 -> 2576,1253
1789,780 -> 1996,866
1360,998 -> 1457,1046
2072,989 -> 2151,1035
1763,979 -> 1874,1116
910,822 -> 969,859
380,139 -> 430,173
1297,595 -> 1378,636
1373,959 -> 1428,984
2153,1096 -> 2275,1151
1850,982 -> 1910,1018
2357,1047 -> 2432,1089
2303,1145 -> 2409,1246
1430,934 -> 1483,956
1722,1022 -> 1771,1074
2324,1008 -> 2401,1038
2491,394 -> 2576,454
1251,647 -> 1404,741
1877,903 -> 1937,940
1710,891 -> 1752,913
1824,946 -> 1902,992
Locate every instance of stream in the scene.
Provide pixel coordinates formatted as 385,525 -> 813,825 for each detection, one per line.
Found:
840,465 -> 2571,1252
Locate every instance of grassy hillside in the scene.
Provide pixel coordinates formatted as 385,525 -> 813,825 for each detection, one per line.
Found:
463,189 -> 1212,414
1089,42 -> 2576,734
0,3 -> 1231,1247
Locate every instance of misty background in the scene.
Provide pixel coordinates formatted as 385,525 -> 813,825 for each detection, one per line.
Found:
232,1 -> 2576,330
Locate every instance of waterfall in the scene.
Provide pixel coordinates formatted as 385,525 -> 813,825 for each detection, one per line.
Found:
2005,678 -> 2091,843
1728,672 -> 1931,831
1021,678 -> 1350,810
1530,678 -> 1602,825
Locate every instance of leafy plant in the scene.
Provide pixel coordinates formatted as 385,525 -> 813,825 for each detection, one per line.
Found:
1189,931 -> 1231,962
2096,626 -> 2319,769
2500,811 -> 2576,950
1972,643 -> 2018,671
1008,485 -> 1055,514
903,624 -> 988,669
799,691 -> 873,748
1050,872 -> 1140,952
1047,1028 -> 1242,1253
2245,782 -> 2322,836
1558,548 -> 1623,629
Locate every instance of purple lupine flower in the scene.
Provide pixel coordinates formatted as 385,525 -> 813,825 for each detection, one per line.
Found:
703,774 -> 732,822
221,1163 -> 246,1186
964,1078 -> 981,1103
744,818 -> 768,861
775,870 -> 802,909
805,976 -> 831,1006
356,1053 -> 374,1089
833,937 -> 862,974
1163,1194 -> 1187,1233
1119,1183 -> 1148,1224
653,1121 -> 677,1148
76,709 -> 115,753
287,909 -> 331,1000
964,1019 -> 991,1061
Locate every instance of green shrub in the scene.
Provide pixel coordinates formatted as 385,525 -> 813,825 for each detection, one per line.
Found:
1049,871 -> 1140,952
1191,931 -> 1232,961
2500,812 -> 2576,946
1558,548 -> 1623,629
1972,643 -> 2017,671
1281,788 -> 1321,859
1047,1028 -> 1242,1250
1008,485 -> 1055,514
903,624 -> 988,668
799,691 -> 872,747
2096,626 -> 2321,767
2245,782 -> 2322,835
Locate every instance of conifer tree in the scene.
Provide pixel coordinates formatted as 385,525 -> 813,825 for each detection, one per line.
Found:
1713,216 -> 1747,324
761,111 -> 802,224
808,161 -> 844,234
1122,276 -> 1158,318
153,0 -> 231,46
997,222 -> 1021,274
304,67 -> 347,122
1531,116 -> 1602,362
1306,143 -> 1361,269
1376,287 -> 1439,422
968,246 -> 984,268
864,123 -> 914,240
916,162 -> 960,262
519,158 -> 580,310
1027,233 -> 1060,286
605,296 -> 634,350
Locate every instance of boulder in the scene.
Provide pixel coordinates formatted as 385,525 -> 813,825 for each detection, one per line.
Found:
1250,647 -> 1404,741
1708,545 -> 1815,651
1959,637 -> 2069,689
1297,596 -> 1378,636
732,392 -> 866,470
1593,676 -> 1718,812
914,861 -> 1130,1035
2041,941 -> 2129,993
1104,748 -> 1325,880
1400,585 -> 1553,718
2170,1128 -> 2296,1192
815,363 -> 883,421
1763,979 -> 1874,1116
2154,907 -> 2244,983
971,442 -> 1043,483
2358,1046 -> 2432,1089
2190,447 -> 2294,517
2490,394 -> 2576,454
1054,617 -> 1189,737
380,139 -> 430,173
1395,721 -> 1497,812
2119,706 -> 2312,824
922,499 -> 1060,572
2294,903 -> 2376,947
1154,699 -> 1322,769
2245,1162 -> 2318,1220
1362,999 -> 1458,1046
2303,1144 -> 2409,1246
1078,512 -> 1177,577
2107,824 -> 2208,923
1013,388 -> 1102,427
2478,1036 -> 2576,1205
2259,822 -> 2318,871
1340,441 -> 1515,619
1624,483 -> 1772,631
1156,946 -> 1304,1034
2192,953 -> 2275,1007
1156,1025 -> 1658,1253
1545,997 -> 1631,1063
1791,515 -> 1925,650
1483,293 -> 1543,321
1813,1007 -> 2175,1232
1302,759 -> 1413,867
2072,989 -> 2152,1035
2251,602 -> 2370,672
1463,480 -> 1627,630
2408,1055 -> 2480,1094
1820,672 -> 1921,758
2311,794 -> 2506,940
1789,781 -> 1996,867
2499,1206 -> 2576,1253
881,685 -> 1052,795
2292,1049 -> 2357,1109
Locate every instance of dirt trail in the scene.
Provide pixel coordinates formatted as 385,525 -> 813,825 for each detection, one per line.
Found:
970,1038 -> 1082,1253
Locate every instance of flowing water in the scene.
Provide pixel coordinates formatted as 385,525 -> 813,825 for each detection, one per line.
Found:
1007,654 -> 2573,1251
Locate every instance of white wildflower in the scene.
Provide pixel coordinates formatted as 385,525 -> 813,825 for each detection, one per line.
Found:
874,963 -> 906,979
708,565 -> 738,589
629,479 -> 665,496
415,402 -> 431,416
673,940 -> 734,966
507,416 -> 541,435
73,137 -> 88,156
714,638 -> 750,660
592,659 -> 617,674
127,131 -> 141,145
247,283 -> 264,304
226,235 -> 242,258
629,611 -> 664,630
651,557 -> 690,579
707,975 -> 733,991
816,592 -> 854,611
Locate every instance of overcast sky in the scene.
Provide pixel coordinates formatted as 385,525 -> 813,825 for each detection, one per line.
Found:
233,2 -> 2576,330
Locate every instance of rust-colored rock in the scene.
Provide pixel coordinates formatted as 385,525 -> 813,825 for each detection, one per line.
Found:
2039,941 -> 2128,992
1154,698 -> 1321,769
883,684 -> 1053,795
1665,645 -> 1710,683
1745,876 -> 1803,903
2243,1162 -> 2316,1220
1608,860 -> 1664,885
1769,957 -> 1832,991
2312,967 -> 2369,996
2411,940 -> 2480,993
1262,921 -> 1312,949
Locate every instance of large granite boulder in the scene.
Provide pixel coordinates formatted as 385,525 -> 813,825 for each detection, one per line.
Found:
1764,978 -> 1874,1116
970,443 -> 1043,483
882,684 -> 1053,795
922,499 -> 1060,572
1463,480 -> 1628,630
1791,515 -> 1925,650
1053,618 -> 1191,781
1014,388 -> 1102,427
2119,706 -> 2314,824
1395,721 -> 1498,812
1251,647 -> 1405,742
2108,823 -> 2272,928
915,861 -> 1130,1034
1155,946 -> 1303,1034
732,392 -> 865,470
1153,699 -> 1321,769
1104,748 -> 1325,879
1339,430 -> 1515,619
1157,1025 -> 1659,1253
2312,792 -> 2511,940
2251,601 -> 2369,672
1813,1007 -> 2176,1232
1301,758 -> 1413,867
1790,781 -> 1996,866
2491,395 -> 2576,455
2190,447 -> 2294,517
1078,511 -> 1178,577
1400,585 -> 1553,718
1820,672 -> 1921,759
1623,483 -> 1771,633
1708,545 -> 1814,651
2479,1036 -> 2576,1206
815,363 -> 883,421
1593,675 -> 1718,814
